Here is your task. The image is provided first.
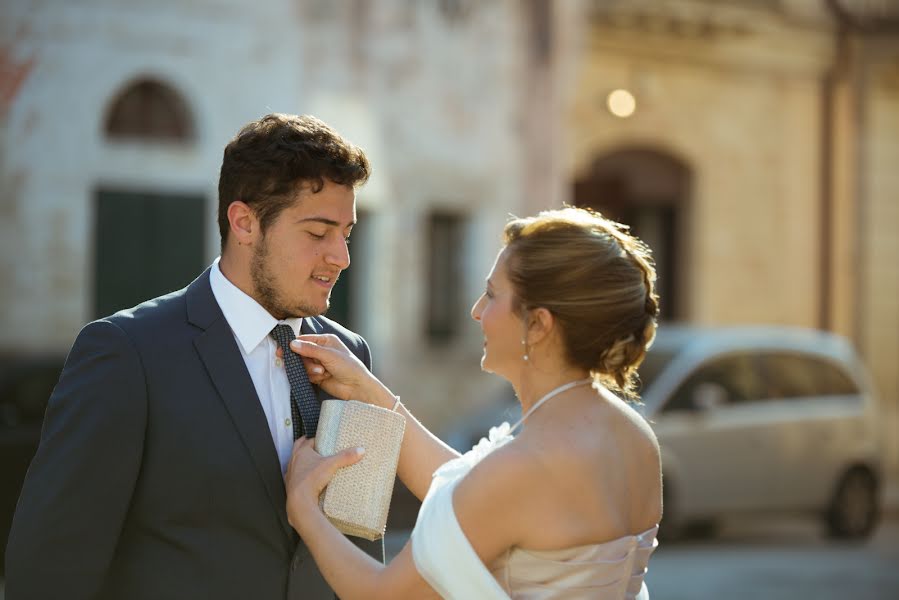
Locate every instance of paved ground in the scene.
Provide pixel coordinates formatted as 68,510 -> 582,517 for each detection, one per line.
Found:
3,516 -> 896,599
644,515 -> 899,600
386,514 -> 899,599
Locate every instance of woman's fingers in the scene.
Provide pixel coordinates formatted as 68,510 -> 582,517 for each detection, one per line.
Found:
295,333 -> 350,353
290,339 -> 329,360
285,441 -> 365,529
272,345 -> 324,378
286,440 -> 365,494
275,346 -> 325,383
290,340 -> 359,376
323,446 -> 365,479
289,338 -> 373,402
301,357 -> 325,377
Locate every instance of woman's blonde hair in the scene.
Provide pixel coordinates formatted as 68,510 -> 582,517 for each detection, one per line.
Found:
503,206 -> 659,399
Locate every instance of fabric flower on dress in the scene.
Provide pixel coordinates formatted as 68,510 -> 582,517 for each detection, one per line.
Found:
434,422 -> 515,481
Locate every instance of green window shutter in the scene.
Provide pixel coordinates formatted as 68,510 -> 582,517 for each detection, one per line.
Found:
94,189 -> 206,317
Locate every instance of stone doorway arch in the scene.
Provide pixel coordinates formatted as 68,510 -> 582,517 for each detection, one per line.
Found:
94,76 -> 204,317
103,77 -> 195,142
573,148 -> 691,321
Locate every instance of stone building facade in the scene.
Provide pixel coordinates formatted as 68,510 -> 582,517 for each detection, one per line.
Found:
567,0 -> 899,486
1,0 -> 897,486
1,0 -> 580,435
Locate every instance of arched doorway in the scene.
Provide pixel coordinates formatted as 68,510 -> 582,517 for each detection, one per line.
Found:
573,148 -> 691,321
104,77 -> 195,142
94,77 -> 205,317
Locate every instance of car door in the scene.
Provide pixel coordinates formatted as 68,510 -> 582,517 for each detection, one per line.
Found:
652,352 -> 769,519
755,352 -> 864,509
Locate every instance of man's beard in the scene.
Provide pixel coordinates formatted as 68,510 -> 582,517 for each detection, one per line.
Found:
250,235 -> 328,320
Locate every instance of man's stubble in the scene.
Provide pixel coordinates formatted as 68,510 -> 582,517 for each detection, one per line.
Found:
250,234 -> 329,320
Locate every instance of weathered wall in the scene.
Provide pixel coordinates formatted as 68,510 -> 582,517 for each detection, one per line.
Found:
1,0 -> 306,351
860,40 -> 899,482
567,0 -> 899,484
568,4 -> 831,328
0,0 -> 576,434
2,0 -> 896,455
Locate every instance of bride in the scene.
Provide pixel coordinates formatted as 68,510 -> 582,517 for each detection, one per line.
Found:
284,207 -> 663,599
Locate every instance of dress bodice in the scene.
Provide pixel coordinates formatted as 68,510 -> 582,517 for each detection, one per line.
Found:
489,526 -> 658,600
410,422 -> 658,600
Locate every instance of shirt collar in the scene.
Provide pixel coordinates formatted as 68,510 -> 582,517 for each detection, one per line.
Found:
209,257 -> 304,354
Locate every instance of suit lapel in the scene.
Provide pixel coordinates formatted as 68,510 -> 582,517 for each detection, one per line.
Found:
188,271 -> 294,542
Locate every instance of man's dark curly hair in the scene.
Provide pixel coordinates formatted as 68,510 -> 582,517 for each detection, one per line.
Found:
217,113 -> 371,248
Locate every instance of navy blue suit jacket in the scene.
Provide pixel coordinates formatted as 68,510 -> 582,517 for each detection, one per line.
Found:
5,268 -> 381,599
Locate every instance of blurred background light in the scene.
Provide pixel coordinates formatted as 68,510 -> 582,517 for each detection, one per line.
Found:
607,88 -> 636,118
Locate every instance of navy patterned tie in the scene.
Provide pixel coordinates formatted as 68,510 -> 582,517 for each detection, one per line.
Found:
270,324 -> 320,438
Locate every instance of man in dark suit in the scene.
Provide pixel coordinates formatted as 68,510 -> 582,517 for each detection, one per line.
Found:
5,113 -> 380,599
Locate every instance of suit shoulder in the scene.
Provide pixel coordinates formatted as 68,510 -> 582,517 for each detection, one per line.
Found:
311,315 -> 367,345
309,316 -> 372,367
99,286 -> 189,335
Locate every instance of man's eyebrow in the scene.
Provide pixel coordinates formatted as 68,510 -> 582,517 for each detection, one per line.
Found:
295,216 -> 356,227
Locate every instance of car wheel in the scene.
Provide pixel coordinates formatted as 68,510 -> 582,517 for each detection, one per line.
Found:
826,467 -> 879,540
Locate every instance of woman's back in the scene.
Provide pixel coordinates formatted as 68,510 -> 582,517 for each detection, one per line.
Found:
413,386 -> 662,600
503,386 -> 662,552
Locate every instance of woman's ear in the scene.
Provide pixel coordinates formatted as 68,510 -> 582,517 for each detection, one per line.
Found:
527,307 -> 555,346
227,201 -> 257,246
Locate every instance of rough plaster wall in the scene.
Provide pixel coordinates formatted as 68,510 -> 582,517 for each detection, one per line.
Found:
290,1 -> 532,430
862,59 -> 899,477
0,0 -> 541,431
568,19 -> 829,327
1,0 -> 306,351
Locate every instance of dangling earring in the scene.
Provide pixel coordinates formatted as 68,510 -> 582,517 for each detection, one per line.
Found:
522,338 -> 529,362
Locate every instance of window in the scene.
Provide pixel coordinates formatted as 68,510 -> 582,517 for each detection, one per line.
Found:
104,78 -> 194,143
664,354 -> 762,413
93,189 -> 206,318
326,210 -> 370,329
426,212 -> 467,344
757,353 -> 860,399
573,148 -> 691,321
635,348 -> 677,395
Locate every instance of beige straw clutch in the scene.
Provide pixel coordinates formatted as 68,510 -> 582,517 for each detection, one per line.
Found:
314,400 -> 406,541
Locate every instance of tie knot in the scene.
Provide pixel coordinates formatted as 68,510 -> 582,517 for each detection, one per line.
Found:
270,324 -> 295,349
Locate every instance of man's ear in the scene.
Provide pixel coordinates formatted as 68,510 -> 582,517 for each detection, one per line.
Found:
227,201 -> 257,246
527,307 -> 555,346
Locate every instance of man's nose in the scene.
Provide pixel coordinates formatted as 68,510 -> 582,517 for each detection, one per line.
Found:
326,238 -> 350,269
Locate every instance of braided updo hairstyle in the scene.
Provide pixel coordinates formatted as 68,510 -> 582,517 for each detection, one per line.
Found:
502,206 -> 660,399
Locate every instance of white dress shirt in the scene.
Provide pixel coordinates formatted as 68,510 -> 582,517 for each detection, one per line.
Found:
209,257 -> 301,474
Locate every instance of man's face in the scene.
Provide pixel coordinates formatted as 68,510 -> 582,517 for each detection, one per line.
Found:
251,180 -> 356,319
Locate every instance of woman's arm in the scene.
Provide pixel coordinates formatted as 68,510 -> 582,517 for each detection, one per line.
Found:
450,444 -> 535,566
285,438 -> 534,599
291,336 -> 459,500
285,439 -> 441,600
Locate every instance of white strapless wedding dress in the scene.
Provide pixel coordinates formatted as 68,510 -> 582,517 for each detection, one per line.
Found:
410,422 -> 658,600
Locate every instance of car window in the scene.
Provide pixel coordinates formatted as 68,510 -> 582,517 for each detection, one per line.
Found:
663,353 -> 762,412
635,349 -> 676,395
757,352 -> 860,399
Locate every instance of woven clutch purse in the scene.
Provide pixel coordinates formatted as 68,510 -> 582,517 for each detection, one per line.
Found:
314,399 -> 406,541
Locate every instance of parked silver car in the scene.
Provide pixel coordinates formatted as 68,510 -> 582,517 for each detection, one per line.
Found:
638,326 -> 883,540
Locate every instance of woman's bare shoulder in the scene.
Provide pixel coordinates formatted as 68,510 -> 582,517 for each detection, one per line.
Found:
450,440 -> 548,563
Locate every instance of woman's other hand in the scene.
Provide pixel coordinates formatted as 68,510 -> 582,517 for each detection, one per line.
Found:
289,334 -> 385,404
284,437 -> 364,528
